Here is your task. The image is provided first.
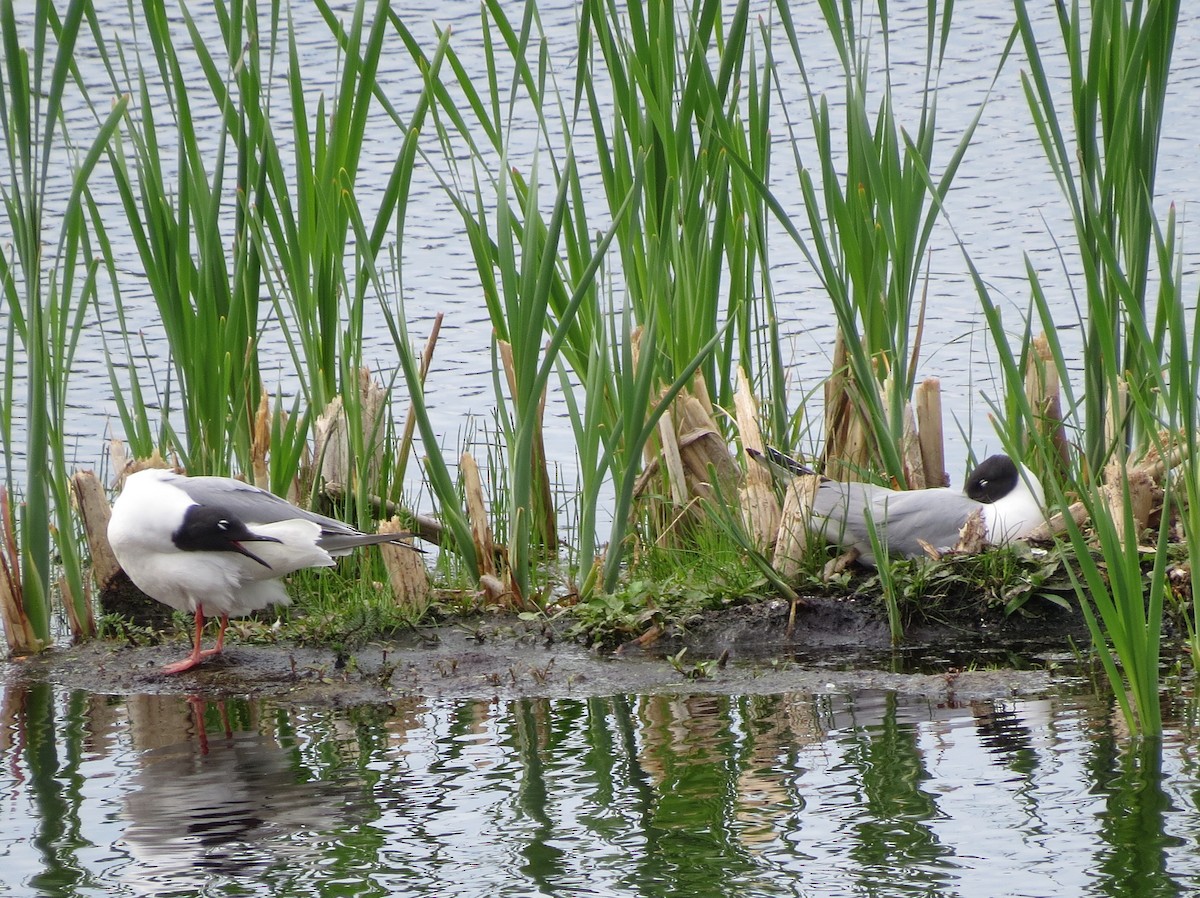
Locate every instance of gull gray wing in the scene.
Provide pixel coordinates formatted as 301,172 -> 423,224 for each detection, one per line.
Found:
811,482 -> 977,561
171,475 -> 364,536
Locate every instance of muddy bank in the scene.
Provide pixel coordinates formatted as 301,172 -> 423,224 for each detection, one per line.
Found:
0,596 -> 1092,706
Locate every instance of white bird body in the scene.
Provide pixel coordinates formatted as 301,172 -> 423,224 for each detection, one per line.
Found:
107,467 -> 410,673
113,518 -> 330,617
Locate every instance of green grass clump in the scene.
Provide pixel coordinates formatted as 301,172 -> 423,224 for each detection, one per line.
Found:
861,547 -> 1074,623
570,523 -> 773,648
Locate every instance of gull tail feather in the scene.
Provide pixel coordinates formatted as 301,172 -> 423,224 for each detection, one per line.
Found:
318,530 -> 421,556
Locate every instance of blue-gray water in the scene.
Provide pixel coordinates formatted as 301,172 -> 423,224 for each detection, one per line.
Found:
3,1 -> 1200,497
2,684 -> 1199,897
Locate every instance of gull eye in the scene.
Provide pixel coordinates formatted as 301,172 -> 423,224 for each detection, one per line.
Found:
218,520 -> 231,531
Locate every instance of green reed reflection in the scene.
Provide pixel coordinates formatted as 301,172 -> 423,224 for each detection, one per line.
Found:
1095,739 -> 1185,898
1,686 -> 1200,896
842,693 -> 953,892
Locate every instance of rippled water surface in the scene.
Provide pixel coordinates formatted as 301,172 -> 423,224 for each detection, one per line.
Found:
2,684 -> 1199,897
2,1 -> 1199,488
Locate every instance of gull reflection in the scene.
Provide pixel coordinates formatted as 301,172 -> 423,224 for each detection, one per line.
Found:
117,698 -> 362,893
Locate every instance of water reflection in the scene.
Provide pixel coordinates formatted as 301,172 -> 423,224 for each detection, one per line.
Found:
1,684 -> 1199,896
116,698 -> 365,893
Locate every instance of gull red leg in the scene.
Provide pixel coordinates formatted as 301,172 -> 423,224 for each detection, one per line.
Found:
162,606 -> 208,675
198,614 -> 230,660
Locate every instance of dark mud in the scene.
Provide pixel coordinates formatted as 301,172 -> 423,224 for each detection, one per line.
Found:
0,596 -> 1093,706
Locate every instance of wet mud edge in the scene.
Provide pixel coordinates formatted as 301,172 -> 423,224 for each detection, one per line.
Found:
1,596 -> 1092,706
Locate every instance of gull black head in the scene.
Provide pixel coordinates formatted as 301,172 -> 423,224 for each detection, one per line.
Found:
172,505 -> 281,568
964,454 -> 1020,504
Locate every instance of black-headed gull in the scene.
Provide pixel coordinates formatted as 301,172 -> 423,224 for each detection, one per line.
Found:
108,468 -> 413,673
754,449 -> 1046,565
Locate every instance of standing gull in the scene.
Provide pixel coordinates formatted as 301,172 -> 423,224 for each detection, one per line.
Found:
108,468 -> 413,673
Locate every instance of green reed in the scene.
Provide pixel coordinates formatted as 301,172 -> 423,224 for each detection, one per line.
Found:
388,0 -> 773,599
83,0 -> 265,476
971,0 -> 1185,737
82,0 -> 406,515
581,0 -> 781,414
766,0 -> 995,482
0,0 -> 122,646
1016,0 -> 1180,473
4,0 -> 1196,665
965,236 -> 1173,737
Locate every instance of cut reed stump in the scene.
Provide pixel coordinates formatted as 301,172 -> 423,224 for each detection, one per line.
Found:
378,517 -> 430,613
1025,332 -> 1071,474
75,466 -> 174,629
251,389 -> 272,490
63,472 -> 108,639
459,451 -> 524,609
915,378 -> 948,488
735,368 -> 780,549
72,471 -> 120,591
498,339 -> 558,552
313,367 -> 388,495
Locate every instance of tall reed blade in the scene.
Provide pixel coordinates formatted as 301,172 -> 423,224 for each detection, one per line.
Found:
1015,0 -> 1181,472
768,0 -> 991,484
0,0 -> 120,647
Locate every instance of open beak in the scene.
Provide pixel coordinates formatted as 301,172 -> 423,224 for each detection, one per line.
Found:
230,534 -> 282,569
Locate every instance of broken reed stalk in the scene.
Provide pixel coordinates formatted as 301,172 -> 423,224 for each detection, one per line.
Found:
59,573 -> 94,642
823,332 -> 873,481
322,481 -> 445,546
642,382 -> 743,547
673,382 -> 741,504
396,312 -> 443,488
0,488 -> 42,654
898,389 -> 925,489
773,473 -> 821,579
1104,464 -> 1158,551
498,339 -> 558,551
772,473 -> 823,636
735,368 -> 781,549
1026,437 -> 1190,544
251,389 -> 272,489
824,334 -> 949,490
657,402 -> 690,506
460,452 -> 498,581
313,367 -> 389,494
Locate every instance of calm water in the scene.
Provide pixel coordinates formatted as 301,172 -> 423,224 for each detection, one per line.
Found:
2,683 -> 1199,897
